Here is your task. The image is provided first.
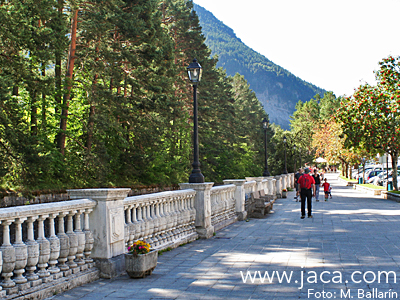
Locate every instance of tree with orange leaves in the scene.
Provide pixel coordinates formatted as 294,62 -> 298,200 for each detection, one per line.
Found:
312,119 -> 368,178
337,56 -> 400,189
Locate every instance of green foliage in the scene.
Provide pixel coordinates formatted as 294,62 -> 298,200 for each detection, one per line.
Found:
0,0 -> 273,193
337,56 -> 400,189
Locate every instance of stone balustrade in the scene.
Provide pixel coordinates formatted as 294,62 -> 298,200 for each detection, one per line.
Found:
0,172 -> 290,299
210,185 -> 237,231
0,199 -> 97,298
124,190 -> 198,251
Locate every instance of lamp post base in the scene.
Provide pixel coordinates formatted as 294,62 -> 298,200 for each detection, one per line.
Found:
263,170 -> 270,177
189,171 -> 205,183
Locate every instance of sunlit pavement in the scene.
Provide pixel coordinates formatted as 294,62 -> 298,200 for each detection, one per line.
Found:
46,173 -> 400,299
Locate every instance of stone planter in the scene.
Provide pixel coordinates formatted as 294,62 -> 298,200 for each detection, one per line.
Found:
125,250 -> 158,278
282,191 -> 287,198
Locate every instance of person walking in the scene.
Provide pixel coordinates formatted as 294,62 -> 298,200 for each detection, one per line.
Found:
312,169 -> 321,202
297,167 -> 316,219
322,178 -> 331,201
294,168 -> 303,202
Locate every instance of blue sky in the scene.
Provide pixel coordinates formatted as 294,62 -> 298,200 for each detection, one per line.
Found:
193,0 -> 400,97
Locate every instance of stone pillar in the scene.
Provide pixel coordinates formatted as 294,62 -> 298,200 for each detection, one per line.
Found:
67,188 -> 130,279
179,183 -> 214,239
266,177 -> 276,199
290,173 -> 295,188
254,177 -> 264,192
281,176 -> 287,192
223,180 -> 247,221
275,176 -> 282,198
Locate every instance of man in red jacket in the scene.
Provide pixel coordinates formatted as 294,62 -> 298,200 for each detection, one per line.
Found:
297,167 -> 316,219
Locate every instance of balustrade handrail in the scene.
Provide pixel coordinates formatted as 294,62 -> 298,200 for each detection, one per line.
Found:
124,189 -> 196,207
0,199 -> 96,220
210,184 -> 236,194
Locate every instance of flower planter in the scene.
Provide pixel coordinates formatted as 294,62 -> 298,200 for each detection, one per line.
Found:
125,250 -> 158,278
282,191 -> 287,198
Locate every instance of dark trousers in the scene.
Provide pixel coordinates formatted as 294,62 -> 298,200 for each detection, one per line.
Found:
300,188 -> 312,217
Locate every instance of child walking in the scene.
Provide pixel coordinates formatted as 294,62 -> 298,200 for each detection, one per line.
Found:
322,178 -> 330,201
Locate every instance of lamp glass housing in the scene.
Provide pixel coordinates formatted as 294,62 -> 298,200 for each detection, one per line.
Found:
187,59 -> 203,84
262,118 -> 268,129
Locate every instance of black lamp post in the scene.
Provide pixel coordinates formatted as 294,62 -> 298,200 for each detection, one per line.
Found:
262,118 -> 270,176
187,59 -> 204,183
293,145 -> 297,172
283,135 -> 288,174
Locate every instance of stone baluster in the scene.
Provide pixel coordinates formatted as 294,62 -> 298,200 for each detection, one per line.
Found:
180,195 -> 187,237
158,199 -> 167,245
142,203 -> 150,244
150,202 -> 156,246
0,250 -> 5,297
56,212 -> 70,273
164,199 -> 173,242
223,190 -> 229,220
37,215 -> 51,281
0,220 -> 16,292
155,200 -> 163,245
184,195 -> 190,235
150,201 -> 158,246
190,194 -> 196,234
13,217 -> 29,288
171,196 -> 179,240
136,204 -> 144,241
83,208 -> 94,265
124,206 -> 131,247
229,189 -> 235,219
25,216 -> 40,283
130,205 -> 138,244
152,200 -> 159,246
125,206 -> 134,247
48,213 -> 61,277
74,210 -> 86,267
175,196 -> 182,238
66,211 -> 78,270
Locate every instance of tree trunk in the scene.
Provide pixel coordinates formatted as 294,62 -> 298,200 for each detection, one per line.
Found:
391,151 -> 398,190
57,9 -> 78,155
41,68 -> 46,130
31,90 -> 37,136
54,0 -> 63,117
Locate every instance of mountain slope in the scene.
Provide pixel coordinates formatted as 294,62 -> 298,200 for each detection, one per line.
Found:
193,4 -> 326,129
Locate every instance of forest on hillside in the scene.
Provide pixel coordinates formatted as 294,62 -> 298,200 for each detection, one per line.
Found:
0,0 -> 282,194
193,4 -> 326,129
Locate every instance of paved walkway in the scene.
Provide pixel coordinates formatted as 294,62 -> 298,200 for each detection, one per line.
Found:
47,173 -> 400,299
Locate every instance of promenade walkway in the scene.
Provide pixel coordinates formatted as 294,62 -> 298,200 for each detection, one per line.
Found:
47,173 -> 400,299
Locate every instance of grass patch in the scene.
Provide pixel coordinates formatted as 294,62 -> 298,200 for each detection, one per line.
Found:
388,190 -> 400,194
359,184 -> 385,189
339,175 -> 357,182
158,247 -> 172,255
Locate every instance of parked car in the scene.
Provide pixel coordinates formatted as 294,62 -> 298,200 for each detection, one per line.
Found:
365,169 -> 383,181
352,168 -> 373,179
370,171 -> 388,185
